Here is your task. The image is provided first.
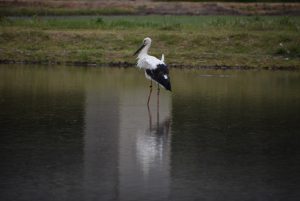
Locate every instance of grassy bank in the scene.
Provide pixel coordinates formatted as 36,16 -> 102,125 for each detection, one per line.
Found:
0,15 -> 299,68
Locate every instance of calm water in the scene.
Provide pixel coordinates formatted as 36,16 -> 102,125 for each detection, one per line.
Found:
0,65 -> 300,201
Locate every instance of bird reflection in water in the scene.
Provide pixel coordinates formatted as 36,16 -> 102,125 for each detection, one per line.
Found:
136,98 -> 171,177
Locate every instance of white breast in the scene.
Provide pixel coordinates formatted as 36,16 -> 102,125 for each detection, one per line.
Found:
137,55 -> 165,70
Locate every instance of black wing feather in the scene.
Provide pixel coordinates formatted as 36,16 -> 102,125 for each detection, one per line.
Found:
146,64 -> 171,91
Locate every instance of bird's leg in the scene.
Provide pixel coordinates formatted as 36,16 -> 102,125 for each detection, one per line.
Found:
147,80 -> 152,106
157,83 -> 160,123
147,103 -> 152,131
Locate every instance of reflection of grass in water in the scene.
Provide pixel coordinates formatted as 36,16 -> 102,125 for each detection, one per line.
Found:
172,69 -> 300,101
0,15 -> 299,68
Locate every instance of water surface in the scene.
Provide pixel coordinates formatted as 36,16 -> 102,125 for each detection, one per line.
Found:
0,65 -> 299,201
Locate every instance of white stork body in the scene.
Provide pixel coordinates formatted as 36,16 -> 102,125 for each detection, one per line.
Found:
134,37 -> 171,91
137,55 -> 164,70
138,55 -> 164,81
134,37 -> 171,105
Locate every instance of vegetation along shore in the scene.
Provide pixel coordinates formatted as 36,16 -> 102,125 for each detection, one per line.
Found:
0,15 -> 299,69
0,0 -> 300,69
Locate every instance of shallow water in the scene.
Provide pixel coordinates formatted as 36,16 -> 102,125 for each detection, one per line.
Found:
0,65 -> 299,201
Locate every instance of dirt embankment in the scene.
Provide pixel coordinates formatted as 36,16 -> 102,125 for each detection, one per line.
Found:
1,0 -> 300,15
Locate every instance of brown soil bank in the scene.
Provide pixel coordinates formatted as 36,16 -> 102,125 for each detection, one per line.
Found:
1,0 -> 300,15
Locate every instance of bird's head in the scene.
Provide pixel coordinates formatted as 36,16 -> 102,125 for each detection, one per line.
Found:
133,37 -> 152,56
143,37 -> 152,45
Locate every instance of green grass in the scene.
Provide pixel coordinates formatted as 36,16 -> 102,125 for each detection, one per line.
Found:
1,15 -> 299,31
0,15 -> 299,68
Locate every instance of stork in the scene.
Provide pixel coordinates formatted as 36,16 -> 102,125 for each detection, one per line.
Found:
133,37 -> 171,106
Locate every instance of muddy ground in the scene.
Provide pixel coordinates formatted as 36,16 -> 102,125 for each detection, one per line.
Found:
1,0 -> 300,15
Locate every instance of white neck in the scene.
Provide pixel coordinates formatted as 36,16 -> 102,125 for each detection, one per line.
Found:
138,43 -> 150,58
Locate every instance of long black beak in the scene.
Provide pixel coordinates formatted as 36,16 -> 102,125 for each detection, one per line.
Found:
133,44 -> 145,56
